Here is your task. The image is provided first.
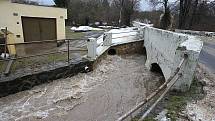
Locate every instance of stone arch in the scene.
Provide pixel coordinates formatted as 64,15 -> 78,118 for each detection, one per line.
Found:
143,46 -> 147,60
108,48 -> 116,55
150,63 -> 165,77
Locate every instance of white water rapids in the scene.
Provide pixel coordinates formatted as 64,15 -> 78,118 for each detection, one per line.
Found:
0,55 -> 164,121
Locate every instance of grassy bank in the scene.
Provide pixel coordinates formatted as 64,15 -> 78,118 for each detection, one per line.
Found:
131,77 -> 205,121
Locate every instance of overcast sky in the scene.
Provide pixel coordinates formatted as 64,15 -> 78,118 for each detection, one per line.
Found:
34,0 -> 176,11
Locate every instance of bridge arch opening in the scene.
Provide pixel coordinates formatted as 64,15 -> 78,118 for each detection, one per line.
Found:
143,46 -> 147,60
150,63 -> 164,77
108,49 -> 116,55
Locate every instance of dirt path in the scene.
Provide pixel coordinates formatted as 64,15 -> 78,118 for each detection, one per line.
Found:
0,55 -> 163,121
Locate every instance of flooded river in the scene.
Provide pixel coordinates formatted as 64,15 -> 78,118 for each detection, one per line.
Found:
0,55 -> 164,121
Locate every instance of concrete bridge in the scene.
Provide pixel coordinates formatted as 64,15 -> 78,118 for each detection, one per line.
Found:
0,22 -> 204,121
87,22 -> 203,92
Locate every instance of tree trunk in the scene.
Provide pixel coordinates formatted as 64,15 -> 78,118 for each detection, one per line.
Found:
178,0 -> 184,29
189,0 -> 198,29
178,0 -> 192,29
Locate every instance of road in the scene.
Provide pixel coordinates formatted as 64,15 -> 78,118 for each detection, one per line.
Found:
199,38 -> 215,74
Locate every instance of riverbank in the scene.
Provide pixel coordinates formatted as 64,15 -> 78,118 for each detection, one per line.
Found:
135,63 -> 215,121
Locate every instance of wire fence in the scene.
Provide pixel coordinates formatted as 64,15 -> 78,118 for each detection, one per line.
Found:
0,28 -> 88,75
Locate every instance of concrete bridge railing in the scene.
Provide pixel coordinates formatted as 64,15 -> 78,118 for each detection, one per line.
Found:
144,27 -> 203,91
87,27 -> 141,60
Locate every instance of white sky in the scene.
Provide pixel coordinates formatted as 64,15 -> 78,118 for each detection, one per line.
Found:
33,0 -> 178,11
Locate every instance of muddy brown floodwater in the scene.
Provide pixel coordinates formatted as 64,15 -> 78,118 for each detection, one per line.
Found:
0,55 -> 164,121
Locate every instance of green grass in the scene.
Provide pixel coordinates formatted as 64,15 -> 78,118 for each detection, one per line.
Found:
0,50 -> 87,74
9,53 -> 68,73
0,26 -> 86,74
65,26 -> 85,39
0,61 -> 6,74
47,53 -> 68,62
166,96 -> 187,121
143,117 -> 156,121
131,116 -> 156,121
165,77 -> 205,121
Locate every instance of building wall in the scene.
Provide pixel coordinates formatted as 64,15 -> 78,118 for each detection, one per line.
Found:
0,1 -> 67,43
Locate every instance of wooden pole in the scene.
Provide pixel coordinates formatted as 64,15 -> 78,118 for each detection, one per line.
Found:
138,73 -> 182,121
4,27 -> 7,58
67,40 -> 70,64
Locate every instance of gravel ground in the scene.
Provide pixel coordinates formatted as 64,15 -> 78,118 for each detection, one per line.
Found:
185,64 -> 215,121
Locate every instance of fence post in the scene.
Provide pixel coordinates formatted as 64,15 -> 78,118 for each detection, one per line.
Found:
103,32 -> 112,46
4,27 -> 7,58
87,38 -> 97,59
67,40 -> 70,64
137,27 -> 145,40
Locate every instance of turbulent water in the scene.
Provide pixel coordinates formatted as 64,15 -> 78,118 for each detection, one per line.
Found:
0,55 -> 164,121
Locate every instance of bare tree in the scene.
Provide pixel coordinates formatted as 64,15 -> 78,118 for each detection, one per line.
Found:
113,0 -> 140,26
148,0 -> 173,29
54,0 -> 67,8
54,0 -> 139,26
178,0 -> 192,29
149,0 -> 168,10
11,0 -> 39,5
188,0 -> 199,28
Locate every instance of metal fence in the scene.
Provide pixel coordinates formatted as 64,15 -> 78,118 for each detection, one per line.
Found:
0,28 -> 88,75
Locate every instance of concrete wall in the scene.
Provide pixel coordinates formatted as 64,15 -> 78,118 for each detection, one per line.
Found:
0,1 -> 67,43
144,27 -> 203,92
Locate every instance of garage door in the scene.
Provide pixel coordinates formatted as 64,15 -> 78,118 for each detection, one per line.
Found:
22,17 -> 57,42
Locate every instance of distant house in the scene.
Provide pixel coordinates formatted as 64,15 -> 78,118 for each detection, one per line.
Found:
0,0 -> 67,43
